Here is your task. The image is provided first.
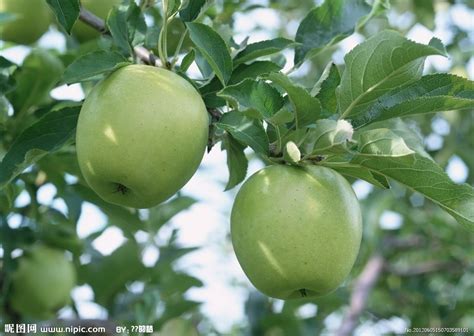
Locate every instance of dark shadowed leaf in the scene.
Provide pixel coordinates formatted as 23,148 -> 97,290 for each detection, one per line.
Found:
218,79 -> 284,120
63,50 -> 130,84
313,63 -> 340,117
180,0 -> 206,21
186,23 -> 232,84
107,6 -> 133,56
294,0 -> 372,64
234,38 -> 295,66
46,0 -> 80,34
0,105 -> 81,189
215,111 -> 269,155
351,74 -> 474,127
180,49 -> 195,71
267,72 -> 322,127
80,241 -> 145,305
222,134 -> 248,190
7,50 -> 64,113
149,196 -> 197,231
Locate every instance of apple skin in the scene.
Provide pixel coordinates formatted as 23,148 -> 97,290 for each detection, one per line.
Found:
72,0 -> 121,42
231,164 -> 362,300
76,65 -> 209,208
0,0 -> 51,45
10,245 -> 76,319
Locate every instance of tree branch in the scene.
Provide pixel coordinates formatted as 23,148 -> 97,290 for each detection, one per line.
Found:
336,234 -> 455,335
78,7 -> 160,66
337,254 -> 385,336
382,235 -> 425,250
386,260 -> 464,277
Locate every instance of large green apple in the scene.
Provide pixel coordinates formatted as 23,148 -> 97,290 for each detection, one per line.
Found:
0,0 -> 51,45
72,0 -> 121,42
10,245 -> 76,319
231,165 -> 362,299
76,64 -> 209,208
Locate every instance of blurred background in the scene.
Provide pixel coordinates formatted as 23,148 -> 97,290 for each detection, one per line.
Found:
1,0 -> 473,335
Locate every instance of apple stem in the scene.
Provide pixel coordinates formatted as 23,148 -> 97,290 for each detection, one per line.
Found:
299,288 -> 307,297
113,183 -> 129,195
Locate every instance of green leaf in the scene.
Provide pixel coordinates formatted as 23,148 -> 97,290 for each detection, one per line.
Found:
351,74 -> 474,127
7,50 -> 64,113
230,61 -> 282,85
180,0 -> 205,22
234,38 -> 295,66
267,107 -> 294,126
312,63 -> 341,117
186,23 -> 232,85
413,0 -> 435,29
322,155 -> 390,189
107,6 -> 133,56
157,246 -> 198,268
303,119 -> 354,155
0,56 -> 15,69
357,118 -> 431,158
358,129 -> 415,156
149,196 -> 197,231
46,0 -> 80,34
267,72 -> 322,128
339,167 -> 390,189
201,61 -> 282,108
0,96 -> 9,126
351,129 -> 474,230
222,135 -> 248,190
294,0 -> 372,64
339,30 -> 447,119
126,1 -> 147,46
167,0 -> 181,17
156,272 -> 203,297
0,74 -> 15,95
180,49 -> 195,71
0,105 -> 81,189
71,184 -> 143,236
218,79 -> 284,120
215,111 -> 269,155
63,50 -> 130,84
81,241 -> 145,305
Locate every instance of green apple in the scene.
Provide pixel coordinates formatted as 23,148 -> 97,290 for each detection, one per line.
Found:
0,0 -> 51,45
231,164 -> 362,299
76,64 -> 209,208
10,245 -> 76,319
72,0 -> 121,42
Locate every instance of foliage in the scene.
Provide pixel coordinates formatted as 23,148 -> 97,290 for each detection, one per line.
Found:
0,0 -> 473,334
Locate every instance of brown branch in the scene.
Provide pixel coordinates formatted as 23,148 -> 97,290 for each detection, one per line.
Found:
386,260 -> 463,277
336,235 -> 457,335
382,235 -> 425,250
78,7 -> 160,66
337,254 -> 385,336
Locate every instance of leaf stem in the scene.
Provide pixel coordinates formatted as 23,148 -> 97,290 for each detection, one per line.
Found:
157,0 -> 169,67
170,28 -> 189,68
